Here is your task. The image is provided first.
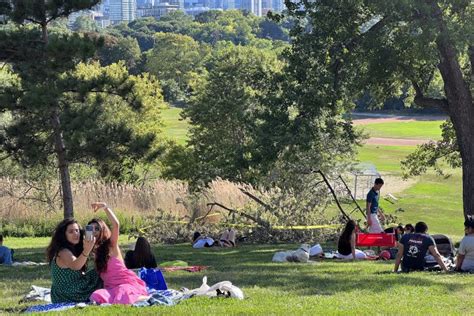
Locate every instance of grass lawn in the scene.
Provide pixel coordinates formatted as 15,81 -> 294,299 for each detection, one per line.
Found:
379,173 -> 464,241
1,238 -> 473,315
161,107 -> 189,145
355,144 -> 464,240
357,144 -> 418,175
357,121 -> 443,140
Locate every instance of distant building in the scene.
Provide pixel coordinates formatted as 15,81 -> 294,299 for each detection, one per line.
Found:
141,2 -> 180,19
109,0 -> 137,24
185,6 -> 215,16
271,0 -> 284,12
241,0 -> 262,16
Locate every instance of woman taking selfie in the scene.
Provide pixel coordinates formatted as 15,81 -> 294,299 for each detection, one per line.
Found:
46,219 -> 101,303
88,202 -> 148,304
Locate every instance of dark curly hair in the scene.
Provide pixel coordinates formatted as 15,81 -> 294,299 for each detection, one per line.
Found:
46,218 -> 84,265
88,218 -> 111,273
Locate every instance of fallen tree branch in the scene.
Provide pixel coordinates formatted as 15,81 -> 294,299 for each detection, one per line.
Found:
238,188 -> 275,214
206,202 -> 270,228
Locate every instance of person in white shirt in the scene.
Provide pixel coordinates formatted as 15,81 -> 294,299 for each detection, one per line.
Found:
455,218 -> 474,272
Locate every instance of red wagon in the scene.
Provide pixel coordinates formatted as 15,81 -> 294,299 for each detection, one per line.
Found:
356,233 -> 396,247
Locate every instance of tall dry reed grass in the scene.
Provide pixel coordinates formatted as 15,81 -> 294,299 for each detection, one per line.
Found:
0,177 -> 254,223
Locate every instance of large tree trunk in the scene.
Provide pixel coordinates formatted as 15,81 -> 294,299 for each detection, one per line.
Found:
51,109 -> 74,218
41,19 -> 74,219
51,109 -> 74,219
431,2 -> 474,219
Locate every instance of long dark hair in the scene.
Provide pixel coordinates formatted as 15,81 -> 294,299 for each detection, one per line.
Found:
46,218 -> 84,264
340,220 -> 357,243
88,218 -> 111,273
133,237 -> 154,267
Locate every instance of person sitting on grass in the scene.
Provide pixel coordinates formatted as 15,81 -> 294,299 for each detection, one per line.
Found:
88,202 -> 149,305
46,219 -> 101,303
124,236 -> 157,269
218,228 -> 236,247
336,220 -> 368,260
404,224 -> 415,234
455,218 -> 474,272
384,225 -> 405,241
394,221 -> 448,273
0,234 -> 13,265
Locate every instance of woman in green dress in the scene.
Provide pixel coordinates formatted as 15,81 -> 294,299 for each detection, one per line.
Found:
46,218 -> 102,303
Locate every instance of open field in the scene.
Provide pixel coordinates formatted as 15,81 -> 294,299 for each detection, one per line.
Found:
355,121 -> 444,140
1,239 -> 473,315
161,107 -> 189,145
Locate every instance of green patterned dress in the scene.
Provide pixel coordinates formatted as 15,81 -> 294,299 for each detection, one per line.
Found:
50,258 -> 102,303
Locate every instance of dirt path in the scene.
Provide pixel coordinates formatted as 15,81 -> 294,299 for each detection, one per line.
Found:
353,113 -> 446,125
353,113 -> 444,146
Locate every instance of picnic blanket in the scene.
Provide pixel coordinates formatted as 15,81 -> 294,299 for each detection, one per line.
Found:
22,289 -> 188,313
12,261 -> 48,267
24,302 -> 87,313
21,286 -> 51,303
161,266 -> 209,272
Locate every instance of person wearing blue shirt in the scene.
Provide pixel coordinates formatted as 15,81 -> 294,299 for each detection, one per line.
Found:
0,234 -> 13,265
366,178 -> 386,233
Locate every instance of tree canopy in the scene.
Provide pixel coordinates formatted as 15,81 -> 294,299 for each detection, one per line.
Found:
0,1 -> 166,218
282,0 -> 473,217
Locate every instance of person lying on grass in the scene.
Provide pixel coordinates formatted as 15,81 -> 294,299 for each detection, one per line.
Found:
88,202 -> 149,305
394,221 -> 448,273
46,219 -> 101,303
192,228 -> 236,249
336,220 -> 374,260
455,218 -> 474,272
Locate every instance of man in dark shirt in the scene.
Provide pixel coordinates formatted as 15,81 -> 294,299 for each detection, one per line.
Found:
366,178 -> 386,232
394,222 -> 448,273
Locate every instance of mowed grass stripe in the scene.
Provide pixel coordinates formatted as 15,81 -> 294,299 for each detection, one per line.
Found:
356,120 -> 444,140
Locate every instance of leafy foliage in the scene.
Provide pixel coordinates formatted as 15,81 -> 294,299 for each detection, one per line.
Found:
173,44 -> 283,185
145,32 -> 209,105
402,120 -> 461,177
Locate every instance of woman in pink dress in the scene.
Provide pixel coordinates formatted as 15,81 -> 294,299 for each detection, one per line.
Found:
88,202 -> 149,304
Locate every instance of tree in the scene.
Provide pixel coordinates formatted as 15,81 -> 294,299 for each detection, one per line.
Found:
72,15 -> 99,33
282,0 -> 473,218
180,44 -> 284,184
0,1 -> 165,218
145,32 -> 209,105
98,35 -> 142,73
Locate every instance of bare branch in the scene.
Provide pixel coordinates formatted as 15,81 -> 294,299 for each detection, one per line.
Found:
206,202 -> 270,228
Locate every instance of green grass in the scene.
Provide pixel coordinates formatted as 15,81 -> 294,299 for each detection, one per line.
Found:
357,121 -> 443,140
1,239 -> 473,315
161,107 -> 189,145
357,144 -> 417,174
355,143 -> 464,240
382,173 -> 464,241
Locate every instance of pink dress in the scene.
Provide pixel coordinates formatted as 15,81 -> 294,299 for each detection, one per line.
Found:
90,256 -> 148,304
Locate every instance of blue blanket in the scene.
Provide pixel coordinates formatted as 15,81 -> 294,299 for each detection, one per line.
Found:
24,290 -> 188,313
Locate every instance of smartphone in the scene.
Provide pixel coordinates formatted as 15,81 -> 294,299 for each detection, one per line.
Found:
85,225 -> 94,241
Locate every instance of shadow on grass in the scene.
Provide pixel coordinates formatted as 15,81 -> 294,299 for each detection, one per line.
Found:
0,242 -> 470,314
152,244 -> 469,297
